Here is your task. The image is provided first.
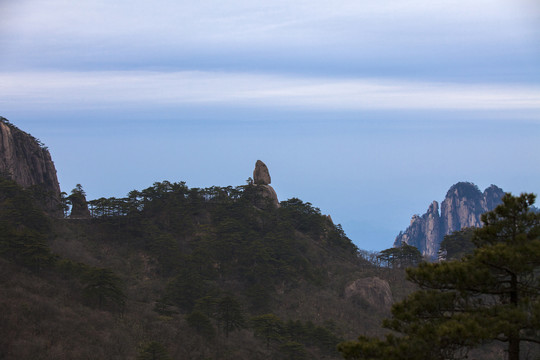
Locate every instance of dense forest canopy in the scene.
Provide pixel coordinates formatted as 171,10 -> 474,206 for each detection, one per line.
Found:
3,163 -> 538,359
1,176 -> 388,359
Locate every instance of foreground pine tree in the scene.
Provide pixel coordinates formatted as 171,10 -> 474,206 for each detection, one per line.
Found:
339,193 -> 540,360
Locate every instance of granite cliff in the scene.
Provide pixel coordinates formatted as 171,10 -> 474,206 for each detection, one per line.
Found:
0,117 -> 61,214
394,182 -> 504,259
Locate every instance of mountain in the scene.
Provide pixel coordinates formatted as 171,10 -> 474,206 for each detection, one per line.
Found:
394,182 -> 504,259
0,117 -> 61,215
1,119 -> 414,359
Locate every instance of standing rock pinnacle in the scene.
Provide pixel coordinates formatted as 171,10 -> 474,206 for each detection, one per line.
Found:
251,160 -> 279,208
253,160 -> 271,185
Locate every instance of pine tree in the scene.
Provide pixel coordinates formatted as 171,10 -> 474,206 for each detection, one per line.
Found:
216,295 -> 245,338
186,311 -> 216,340
339,193 -> 540,360
251,313 -> 284,348
137,341 -> 171,360
82,268 -> 126,310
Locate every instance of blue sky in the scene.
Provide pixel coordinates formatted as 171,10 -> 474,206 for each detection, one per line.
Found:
1,0 -> 539,250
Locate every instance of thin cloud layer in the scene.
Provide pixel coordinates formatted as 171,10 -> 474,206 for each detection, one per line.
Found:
1,71 -> 539,112
1,0 -> 538,79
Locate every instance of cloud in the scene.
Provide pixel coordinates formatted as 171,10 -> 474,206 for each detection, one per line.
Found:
1,0 -> 538,74
1,70 -> 539,113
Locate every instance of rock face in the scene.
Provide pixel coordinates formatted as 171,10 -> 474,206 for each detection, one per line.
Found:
252,160 -> 279,208
69,185 -> 91,219
394,182 -> 504,259
0,118 -> 61,215
344,277 -> 393,310
398,201 -> 441,259
253,160 -> 271,185
70,201 -> 91,219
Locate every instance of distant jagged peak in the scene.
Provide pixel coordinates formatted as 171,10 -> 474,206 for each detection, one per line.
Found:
427,200 -> 439,216
483,184 -> 505,210
394,181 -> 505,260
443,182 -> 504,203
484,184 -> 504,194
445,181 -> 482,199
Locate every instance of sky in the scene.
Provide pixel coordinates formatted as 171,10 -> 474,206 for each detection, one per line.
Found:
1,0 -> 539,251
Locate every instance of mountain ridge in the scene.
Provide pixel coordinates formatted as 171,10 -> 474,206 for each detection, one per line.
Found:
394,182 -> 504,259
0,117 -> 514,359
0,117 -> 399,359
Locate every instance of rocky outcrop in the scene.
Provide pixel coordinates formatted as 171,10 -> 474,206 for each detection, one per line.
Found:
394,182 -> 504,259
344,277 -> 393,310
253,160 -> 271,185
68,185 -> 91,219
395,201 -> 441,259
0,118 -> 61,215
257,184 -> 280,208
482,185 -> 505,213
252,160 -> 279,208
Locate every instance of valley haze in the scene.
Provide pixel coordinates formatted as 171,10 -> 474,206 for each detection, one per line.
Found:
1,0 -> 539,250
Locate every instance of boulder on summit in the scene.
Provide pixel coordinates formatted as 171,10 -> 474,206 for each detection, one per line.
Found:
252,160 -> 279,208
253,160 -> 271,185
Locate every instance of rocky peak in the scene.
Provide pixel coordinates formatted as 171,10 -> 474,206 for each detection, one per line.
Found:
68,184 -> 91,219
482,185 -> 505,210
0,118 -> 61,215
394,200 -> 440,259
441,182 -> 485,236
428,201 -> 439,215
394,182 -> 504,260
253,160 -> 271,185
252,160 -> 279,208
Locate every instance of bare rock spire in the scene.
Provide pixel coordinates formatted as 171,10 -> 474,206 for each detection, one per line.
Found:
252,160 -> 279,208
253,160 -> 271,185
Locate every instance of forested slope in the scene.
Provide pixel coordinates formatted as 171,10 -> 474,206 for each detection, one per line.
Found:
0,177 -> 411,359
